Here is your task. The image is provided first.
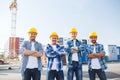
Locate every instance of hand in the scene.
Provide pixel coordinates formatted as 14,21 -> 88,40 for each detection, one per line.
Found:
72,49 -> 78,53
92,53 -> 99,57
71,47 -> 78,53
72,47 -> 78,50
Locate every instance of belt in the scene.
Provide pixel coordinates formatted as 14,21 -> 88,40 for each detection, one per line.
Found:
72,61 -> 78,64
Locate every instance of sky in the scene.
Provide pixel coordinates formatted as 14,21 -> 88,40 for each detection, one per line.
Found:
0,0 -> 120,51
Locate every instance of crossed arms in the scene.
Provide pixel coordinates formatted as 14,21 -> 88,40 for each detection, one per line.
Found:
87,51 -> 104,59
23,48 -> 43,57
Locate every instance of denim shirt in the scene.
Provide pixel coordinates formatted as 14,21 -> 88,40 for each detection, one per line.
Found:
20,41 -> 44,74
86,43 -> 107,70
65,39 -> 84,65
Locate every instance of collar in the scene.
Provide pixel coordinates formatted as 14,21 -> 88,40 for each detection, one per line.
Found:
71,39 -> 78,41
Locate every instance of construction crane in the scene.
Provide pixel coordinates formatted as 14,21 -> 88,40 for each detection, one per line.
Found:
9,0 -> 17,36
9,0 -> 17,58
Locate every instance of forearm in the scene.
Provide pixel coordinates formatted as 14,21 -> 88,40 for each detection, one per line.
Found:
88,52 -> 104,59
95,52 -> 104,58
31,51 -> 43,57
23,50 -> 35,56
88,54 -> 97,59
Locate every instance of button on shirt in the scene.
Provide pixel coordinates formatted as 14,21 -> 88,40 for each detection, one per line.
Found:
26,42 -> 38,69
72,40 -> 78,61
91,46 -> 101,69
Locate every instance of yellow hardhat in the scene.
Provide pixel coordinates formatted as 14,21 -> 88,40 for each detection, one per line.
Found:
28,27 -> 38,34
89,32 -> 97,37
49,32 -> 58,38
69,27 -> 78,33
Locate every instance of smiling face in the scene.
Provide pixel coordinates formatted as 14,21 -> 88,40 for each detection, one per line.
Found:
90,36 -> 97,44
28,32 -> 37,41
50,36 -> 58,45
70,32 -> 77,40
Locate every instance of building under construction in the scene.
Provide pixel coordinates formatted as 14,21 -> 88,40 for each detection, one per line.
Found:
9,37 -> 24,56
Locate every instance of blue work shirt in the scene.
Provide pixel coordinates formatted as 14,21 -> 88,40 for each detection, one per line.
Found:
45,44 -> 65,71
86,43 -> 107,70
65,39 -> 84,65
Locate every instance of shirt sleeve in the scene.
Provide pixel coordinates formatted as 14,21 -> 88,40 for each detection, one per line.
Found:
19,41 -> 26,55
100,44 -> 106,55
65,41 -> 73,54
77,44 -> 86,52
85,44 -> 92,54
38,43 -> 44,54
45,45 -> 58,58
56,46 -> 66,57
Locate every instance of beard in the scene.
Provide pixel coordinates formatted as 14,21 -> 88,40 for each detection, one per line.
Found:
30,38 -> 35,41
91,40 -> 96,44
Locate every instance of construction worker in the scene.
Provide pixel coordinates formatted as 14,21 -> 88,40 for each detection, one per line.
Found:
45,32 -> 65,80
20,27 -> 43,80
65,27 -> 84,80
87,32 -> 107,80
